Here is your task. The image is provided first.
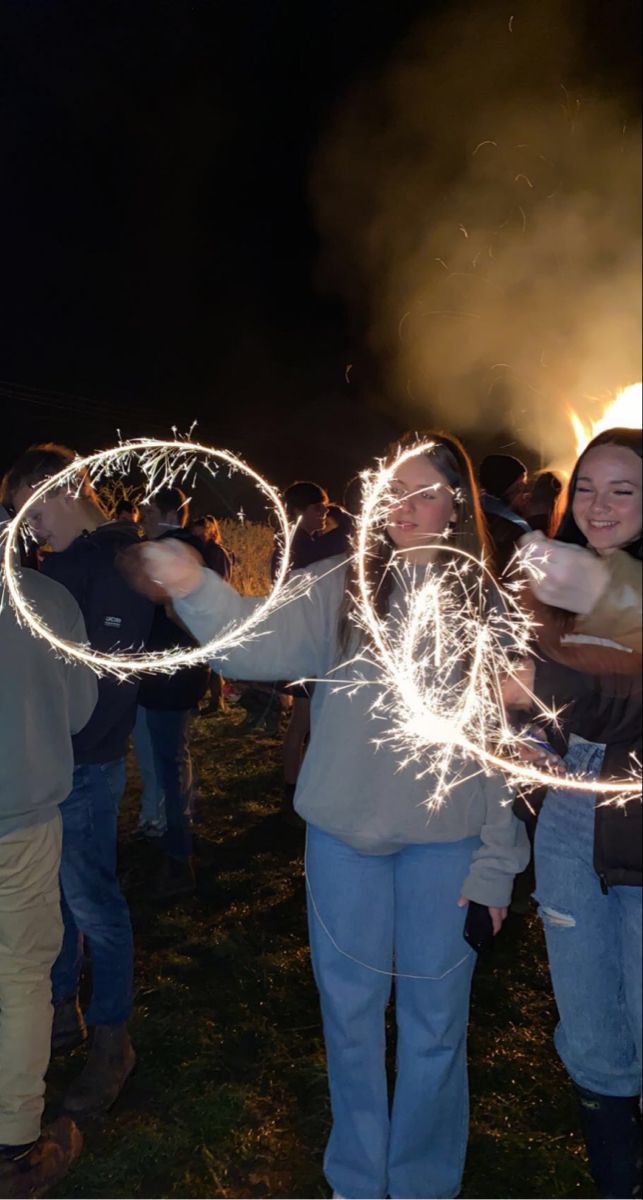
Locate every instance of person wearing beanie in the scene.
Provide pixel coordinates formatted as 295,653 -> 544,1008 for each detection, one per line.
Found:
478,453 -> 532,573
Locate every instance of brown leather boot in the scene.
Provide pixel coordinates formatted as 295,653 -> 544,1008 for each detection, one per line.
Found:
62,1024 -> 136,1118
0,1117 -> 83,1199
51,996 -> 88,1055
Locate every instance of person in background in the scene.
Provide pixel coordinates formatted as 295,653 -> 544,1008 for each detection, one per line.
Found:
114,498 -> 140,526
0,504 -> 97,1197
3,445 -> 153,1120
137,488 -> 210,897
273,481 -> 355,821
478,453 -> 532,573
523,469 -> 564,535
509,427 -> 642,1200
189,515 -> 233,716
130,432 -> 529,1200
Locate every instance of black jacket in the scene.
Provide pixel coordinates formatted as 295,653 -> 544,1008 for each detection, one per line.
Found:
530,657 -> 642,888
137,529 -> 211,712
42,521 -> 154,763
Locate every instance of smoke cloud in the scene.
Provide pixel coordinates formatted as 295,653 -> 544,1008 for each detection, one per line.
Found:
311,0 -> 642,466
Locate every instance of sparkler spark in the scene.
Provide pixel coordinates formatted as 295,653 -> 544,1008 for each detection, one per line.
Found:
2,435 -> 640,809
350,440 -> 641,808
1,437 -> 304,679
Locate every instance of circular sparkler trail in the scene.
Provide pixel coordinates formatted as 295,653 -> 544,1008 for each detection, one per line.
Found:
3,435 -> 640,804
353,440 -> 641,804
2,437 -> 296,679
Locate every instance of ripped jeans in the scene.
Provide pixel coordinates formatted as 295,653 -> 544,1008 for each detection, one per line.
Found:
535,734 -> 642,1097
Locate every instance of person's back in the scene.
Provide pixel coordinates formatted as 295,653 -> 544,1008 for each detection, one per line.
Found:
0,564 -> 98,833
0,512 -> 97,1195
3,443 -> 152,1121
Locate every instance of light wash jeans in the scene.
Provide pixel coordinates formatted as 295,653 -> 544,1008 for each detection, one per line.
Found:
52,760 -> 134,1026
305,824 -> 479,1200
535,734 -> 642,1097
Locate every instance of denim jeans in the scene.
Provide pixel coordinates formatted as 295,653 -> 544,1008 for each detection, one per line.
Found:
535,734 -> 642,1097
52,760 -> 134,1026
132,706 -> 166,831
143,708 -> 194,860
305,825 -> 479,1200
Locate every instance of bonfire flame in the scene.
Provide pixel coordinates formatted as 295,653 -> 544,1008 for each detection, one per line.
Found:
570,383 -> 642,458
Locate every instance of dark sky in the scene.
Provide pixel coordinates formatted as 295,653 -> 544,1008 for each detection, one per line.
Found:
1,0 -> 640,501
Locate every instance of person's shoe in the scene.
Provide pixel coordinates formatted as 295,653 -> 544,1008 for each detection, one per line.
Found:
51,997 -> 88,1056
62,1024 -> 136,1119
0,1118 -> 83,1198
154,855 -> 196,900
133,819 -> 166,841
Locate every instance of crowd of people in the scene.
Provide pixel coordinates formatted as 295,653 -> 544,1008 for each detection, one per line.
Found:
0,426 -> 640,1200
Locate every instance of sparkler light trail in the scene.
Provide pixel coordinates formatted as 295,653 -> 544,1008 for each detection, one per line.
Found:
2,436 -> 640,807
349,440 -> 641,807
2,437 -> 304,679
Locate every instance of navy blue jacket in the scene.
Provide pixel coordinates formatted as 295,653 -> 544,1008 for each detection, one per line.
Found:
137,529 -> 212,712
42,521 -> 154,764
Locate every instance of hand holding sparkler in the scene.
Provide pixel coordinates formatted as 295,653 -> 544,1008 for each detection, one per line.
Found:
518,531 -> 610,614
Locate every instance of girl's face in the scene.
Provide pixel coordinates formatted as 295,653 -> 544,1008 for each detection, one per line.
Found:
572,444 -> 642,554
386,454 -> 456,562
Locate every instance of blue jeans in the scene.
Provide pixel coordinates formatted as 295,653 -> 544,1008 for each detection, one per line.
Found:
143,708 -> 194,860
535,735 -> 642,1097
132,706 -> 166,831
305,825 -> 479,1200
52,760 -> 134,1026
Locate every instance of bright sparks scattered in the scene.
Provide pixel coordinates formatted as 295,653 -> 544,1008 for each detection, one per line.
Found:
350,440 -> 641,808
2,435 -> 640,808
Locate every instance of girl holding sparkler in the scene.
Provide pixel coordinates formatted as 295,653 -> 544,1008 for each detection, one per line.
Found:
514,427 -> 642,1200
131,432 -> 529,1200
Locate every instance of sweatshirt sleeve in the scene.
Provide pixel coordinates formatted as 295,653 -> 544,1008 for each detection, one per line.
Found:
460,777 -> 530,907
173,563 -> 337,682
574,550 -> 642,654
62,599 -> 99,735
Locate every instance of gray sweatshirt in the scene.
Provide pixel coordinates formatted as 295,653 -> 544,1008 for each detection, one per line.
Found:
176,556 -> 529,906
0,540 -> 98,837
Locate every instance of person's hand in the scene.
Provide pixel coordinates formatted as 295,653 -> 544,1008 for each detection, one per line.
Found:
119,539 -> 204,601
500,657 -> 536,710
518,531 -> 609,614
457,897 -> 508,935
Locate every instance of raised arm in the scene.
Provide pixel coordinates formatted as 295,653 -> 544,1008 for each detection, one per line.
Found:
134,538 -> 339,682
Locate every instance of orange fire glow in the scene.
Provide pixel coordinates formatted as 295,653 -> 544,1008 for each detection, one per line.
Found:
569,383 -> 642,458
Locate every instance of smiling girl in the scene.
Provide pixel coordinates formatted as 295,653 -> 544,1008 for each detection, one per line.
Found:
514,427 -> 642,1200
130,432 -> 529,1200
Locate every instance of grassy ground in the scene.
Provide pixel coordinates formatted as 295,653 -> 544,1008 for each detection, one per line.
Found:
48,708 -> 596,1200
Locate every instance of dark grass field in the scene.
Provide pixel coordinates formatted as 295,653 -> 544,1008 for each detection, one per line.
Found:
48,708 -> 596,1199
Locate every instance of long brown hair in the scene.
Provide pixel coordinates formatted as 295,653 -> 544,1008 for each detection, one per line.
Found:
338,431 -> 491,651
556,427 -> 642,559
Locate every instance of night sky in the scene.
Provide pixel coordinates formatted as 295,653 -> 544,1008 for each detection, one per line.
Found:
1,0 -> 640,502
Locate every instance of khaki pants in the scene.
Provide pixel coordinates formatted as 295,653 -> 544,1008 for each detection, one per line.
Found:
0,815 -> 63,1146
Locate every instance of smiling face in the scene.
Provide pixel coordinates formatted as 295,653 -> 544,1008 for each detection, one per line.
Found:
572,444 -> 642,554
386,454 -> 456,562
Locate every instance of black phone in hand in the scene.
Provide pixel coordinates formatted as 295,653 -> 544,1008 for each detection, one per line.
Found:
463,901 -> 495,954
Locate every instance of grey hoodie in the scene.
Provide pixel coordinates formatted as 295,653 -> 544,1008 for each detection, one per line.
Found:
175,556 -> 529,906
0,507 -> 98,837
